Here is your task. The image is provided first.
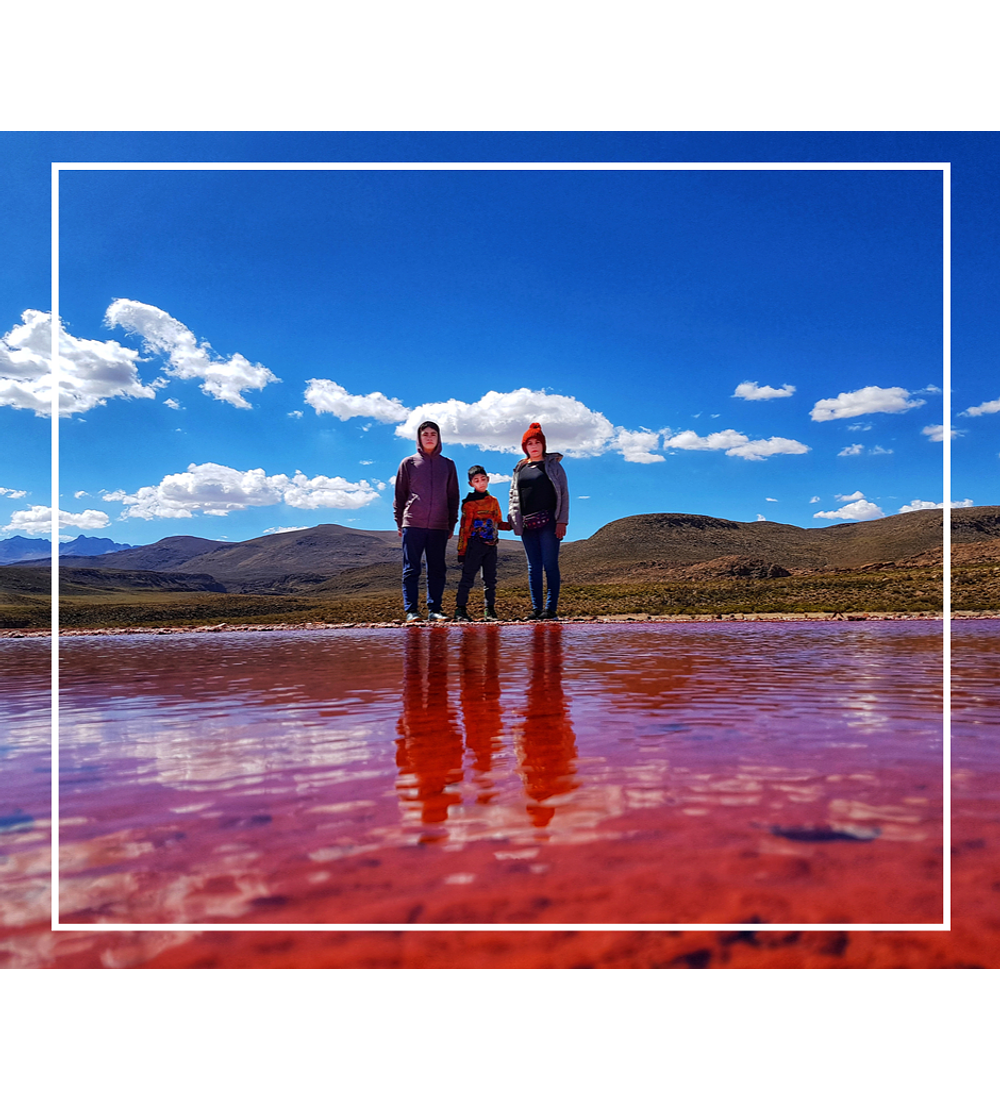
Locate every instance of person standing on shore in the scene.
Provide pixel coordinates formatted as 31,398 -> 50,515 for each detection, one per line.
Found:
508,422 -> 569,620
394,420 -> 460,622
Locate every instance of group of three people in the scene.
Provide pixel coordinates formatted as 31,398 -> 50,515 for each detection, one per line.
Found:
393,419 -> 568,622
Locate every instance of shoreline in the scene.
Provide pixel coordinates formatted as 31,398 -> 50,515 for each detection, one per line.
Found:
3,609 -> 991,639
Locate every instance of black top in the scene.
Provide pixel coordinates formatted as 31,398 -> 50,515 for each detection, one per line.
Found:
517,461 -> 557,516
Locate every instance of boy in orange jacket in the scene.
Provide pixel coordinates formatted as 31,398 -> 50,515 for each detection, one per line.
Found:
454,465 -> 511,621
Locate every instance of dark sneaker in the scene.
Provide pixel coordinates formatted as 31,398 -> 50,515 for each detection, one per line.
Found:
483,605 -> 499,621
525,609 -> 543,621
541,609 -> 559,620
427,610 -> 450,622
405,612 -> 422,623
453,607 -> 472,622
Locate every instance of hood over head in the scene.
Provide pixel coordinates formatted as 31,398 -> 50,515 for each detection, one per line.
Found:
417,419 -> 442,456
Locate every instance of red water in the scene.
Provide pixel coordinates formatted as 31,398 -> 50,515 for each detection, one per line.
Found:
1,619 -> 992,968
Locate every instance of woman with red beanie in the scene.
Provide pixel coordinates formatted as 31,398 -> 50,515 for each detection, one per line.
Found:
507,422 -> 569,620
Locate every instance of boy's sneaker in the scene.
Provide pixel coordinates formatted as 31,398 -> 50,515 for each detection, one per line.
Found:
405,612 -> 422,622
453,606 -> 472,622
427,610 -> 450,622
483,605 -> 499,621
541,609 -> 559,620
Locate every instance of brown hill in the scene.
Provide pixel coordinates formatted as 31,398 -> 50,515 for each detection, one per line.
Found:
62,535 -> 231,571
558,508 -> 958,581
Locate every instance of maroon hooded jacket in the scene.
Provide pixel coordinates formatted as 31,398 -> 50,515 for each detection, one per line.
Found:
393,421 -> 460,533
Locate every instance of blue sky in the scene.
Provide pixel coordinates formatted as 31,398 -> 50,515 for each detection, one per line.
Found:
1,133 -> 997,546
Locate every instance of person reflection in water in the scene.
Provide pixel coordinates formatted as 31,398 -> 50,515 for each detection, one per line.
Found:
459,626 -> 503,805
517,625 -> 578,827
395,627 -> 463,840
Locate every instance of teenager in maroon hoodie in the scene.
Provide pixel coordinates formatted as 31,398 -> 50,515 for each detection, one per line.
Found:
393,420 -> 460,622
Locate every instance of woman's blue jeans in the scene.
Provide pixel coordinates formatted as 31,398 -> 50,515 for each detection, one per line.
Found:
520,520 -> 561,612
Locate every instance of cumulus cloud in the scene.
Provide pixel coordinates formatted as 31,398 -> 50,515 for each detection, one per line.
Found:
847,423 -> 873,432
307,380 -> 805,465
103,462 -> 381,520
733,381 -> 796,401
263,525 -> 310,535
485,472 -> 512,484
164,398 -> 182,410
836,491 -> 866,501
613,428 -> 664,464
664,428 -> 809,461
810,386 -> 925,422
304,378 -> 409,423
288,410 -> 303,419
813,498 -> 885,521
959,398 -> 1000,417
1,309 -> 157,417
898,498 -> 973,513
755,513 -> 767,521
1,486 -> 28,499
922,424 -> 964,442
397,388 -> 619,459
809,496 -> 820,503
105,299 -> 279,409
2,504 -> 110,535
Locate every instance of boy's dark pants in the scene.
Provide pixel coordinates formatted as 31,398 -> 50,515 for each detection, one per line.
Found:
456,540 -> 498,607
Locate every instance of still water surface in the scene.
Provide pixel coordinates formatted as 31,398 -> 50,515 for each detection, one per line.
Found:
6,622 -> 946,927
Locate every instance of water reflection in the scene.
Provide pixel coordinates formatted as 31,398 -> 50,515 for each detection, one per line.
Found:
36,622 -> 949,924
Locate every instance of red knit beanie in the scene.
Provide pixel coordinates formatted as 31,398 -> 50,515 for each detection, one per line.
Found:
521,422 -> 546,455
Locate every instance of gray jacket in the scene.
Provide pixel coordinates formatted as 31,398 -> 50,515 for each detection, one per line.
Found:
507,452 -> 569,536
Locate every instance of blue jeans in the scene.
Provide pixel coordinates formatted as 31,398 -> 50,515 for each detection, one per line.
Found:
401,527 -> 448,613
521,520 -> 561,612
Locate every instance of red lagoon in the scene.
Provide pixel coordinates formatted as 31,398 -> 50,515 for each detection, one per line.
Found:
1,619 -> 991,968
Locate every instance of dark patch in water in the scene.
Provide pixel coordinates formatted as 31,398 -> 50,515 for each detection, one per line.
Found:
0,810 -> 34,832
771,824 -> 879,843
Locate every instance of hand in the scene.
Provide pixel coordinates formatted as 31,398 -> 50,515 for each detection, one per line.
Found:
397,529 -> 403,538
555,522 -> 567,540
448,532 -> 454,540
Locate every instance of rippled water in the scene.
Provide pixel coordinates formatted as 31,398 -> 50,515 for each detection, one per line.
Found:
2,622 -> 949,931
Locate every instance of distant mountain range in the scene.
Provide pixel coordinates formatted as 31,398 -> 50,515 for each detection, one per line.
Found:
2,509 -> 994,603
0,534 -> 134,564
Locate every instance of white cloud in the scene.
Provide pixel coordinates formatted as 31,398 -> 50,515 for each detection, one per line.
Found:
755,513 -> 767,521
733,381 -> 796,401
485,472 -> 512,484
2,504 -> 110,535
1,309 -> 157,417
961,397 -> 1000,417
288,410 -> 303,419
810,386 -> 925,422
664,428 -> 809,461
840,443 -> 894,456
103,462 -> 381,520
304,378 -> 409,423
765,498 -> 778,502
105,299 -> 279,409
396,388 -> 618,459
578,495 -> 590,499
263,525 -> 310,535
73,490 -> 88,499
898,498 -> 974,513
923,424 -> 964,442
359,460 -> 374,465
0,486 -> 28,499
613,428 -> 664,463
847,423 -> 873,432
836,491 -> 866,501
809,496 -> 820,503
814,499 -> 885,521
164,398 -> 182,410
